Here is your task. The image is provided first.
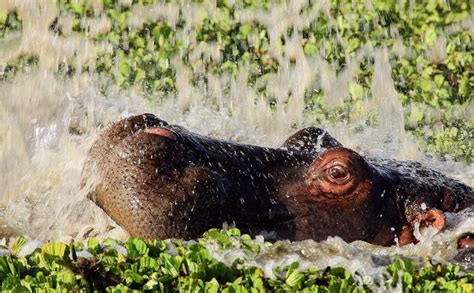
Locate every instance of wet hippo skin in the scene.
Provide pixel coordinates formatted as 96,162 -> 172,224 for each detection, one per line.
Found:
81,114 -> 473,246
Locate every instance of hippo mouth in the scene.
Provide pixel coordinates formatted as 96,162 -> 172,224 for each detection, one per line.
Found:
233,211 -> 296,226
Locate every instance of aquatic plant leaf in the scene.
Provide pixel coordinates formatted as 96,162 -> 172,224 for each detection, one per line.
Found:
125,238 -> 149,259
0,256 -> 26,278
86,238 -> 100,254
10,236 -> 28,256
41,242 -> 68,259
286,271 -> 306,288
204,229 -> 232,248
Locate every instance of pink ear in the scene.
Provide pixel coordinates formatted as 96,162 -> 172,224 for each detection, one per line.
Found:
145,127 -> 177,140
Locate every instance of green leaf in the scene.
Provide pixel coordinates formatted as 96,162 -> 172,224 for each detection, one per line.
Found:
347,38 -> 360,53
402,272 -> 413,286
239,24 -> 252,38
87,237 -> 100,254
126,238 -> 149,258
205,278 -> 220,292
434,74 -> 445,87
424,27 -> 437,45
10,236 -> 28,256
118,61 -> 130,76
0,11 -> 8,24
304,40 -> 318,56
56,271 -> 77,285
204,229 -> 232,248
125,269 -> 144,285
286,271 -> 305,287
420,79 -> 433,92
41,242 -> 68,259
348,81 -> 364,100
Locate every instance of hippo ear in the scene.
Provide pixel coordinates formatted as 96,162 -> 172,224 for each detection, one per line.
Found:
281,127 -> 342,157
127,113 -> 169,131
94,114 -> 169,145
306,147 -> 372,197
144,127 -> 177,140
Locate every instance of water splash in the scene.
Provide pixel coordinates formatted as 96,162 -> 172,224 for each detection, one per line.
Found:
0,0 -> 472,276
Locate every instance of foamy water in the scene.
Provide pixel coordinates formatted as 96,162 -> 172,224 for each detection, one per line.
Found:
0,0 -> 472,283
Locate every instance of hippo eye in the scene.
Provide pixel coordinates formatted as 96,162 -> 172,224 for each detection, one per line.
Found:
326,164 -> 351,184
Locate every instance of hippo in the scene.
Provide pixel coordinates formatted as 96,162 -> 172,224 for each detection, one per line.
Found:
81,114 -> 473,246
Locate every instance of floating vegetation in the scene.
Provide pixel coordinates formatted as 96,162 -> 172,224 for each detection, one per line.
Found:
0,0 -> 471,198
0,1 -> 458,160
0,54 -> 39,81
0,229 -> 472,292
0,10 -> 22,39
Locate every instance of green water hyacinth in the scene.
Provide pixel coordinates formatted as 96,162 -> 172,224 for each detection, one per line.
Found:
0,54 -> 39,81
0,0 -> 472,161
0,10 -> 21,39
0,229 -> 472,292
47,0 -> 474,162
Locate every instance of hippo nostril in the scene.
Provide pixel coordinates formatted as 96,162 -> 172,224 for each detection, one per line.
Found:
457,233 -> 474,249
418,208 -> 445,231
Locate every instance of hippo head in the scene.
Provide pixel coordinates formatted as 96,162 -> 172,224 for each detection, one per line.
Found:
82,114 -> 473,246
275,128 -> 471,245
